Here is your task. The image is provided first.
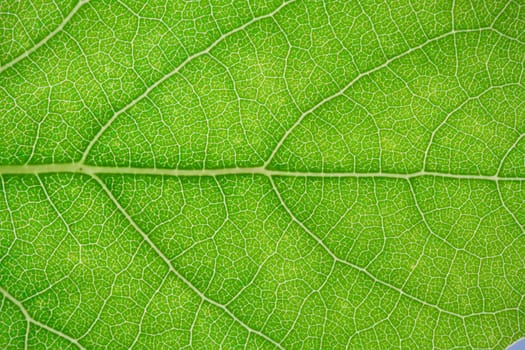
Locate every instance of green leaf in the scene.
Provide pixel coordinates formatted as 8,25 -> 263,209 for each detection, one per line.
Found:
0,0 -> 524,349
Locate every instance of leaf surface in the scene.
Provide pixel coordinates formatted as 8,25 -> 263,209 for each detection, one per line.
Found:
0,0 -> 524,349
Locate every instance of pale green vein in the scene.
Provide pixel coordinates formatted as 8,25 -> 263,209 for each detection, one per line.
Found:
0,163 -> 523,182
0,286 -> 85,350
90,173 -> 285,350
0,0 -> 89,74
80,0 -> 295,164
422,85 -> 523,171
265,26 -> 524,167
268,176 -> 520,319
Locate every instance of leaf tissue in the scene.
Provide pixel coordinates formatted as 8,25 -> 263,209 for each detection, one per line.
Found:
0,0 -> 524,349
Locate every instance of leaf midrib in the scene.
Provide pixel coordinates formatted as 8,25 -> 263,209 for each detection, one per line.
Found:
0,163 -> 523,182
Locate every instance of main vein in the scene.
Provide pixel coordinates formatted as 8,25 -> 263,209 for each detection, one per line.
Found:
0,163 -> 523,181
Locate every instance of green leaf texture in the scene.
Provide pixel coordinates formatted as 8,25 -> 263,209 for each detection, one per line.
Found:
1,0 -> 524,349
